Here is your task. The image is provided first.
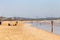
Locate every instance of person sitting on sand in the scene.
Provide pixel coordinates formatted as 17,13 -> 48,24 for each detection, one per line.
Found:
13,21 -> 18,26
8,23 -> 11,26
13,24 -> 17,26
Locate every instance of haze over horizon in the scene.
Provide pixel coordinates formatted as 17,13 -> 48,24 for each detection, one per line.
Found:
0,0 -> 60,18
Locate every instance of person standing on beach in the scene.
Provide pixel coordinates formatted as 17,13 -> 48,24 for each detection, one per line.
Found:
51,20 -> 53,32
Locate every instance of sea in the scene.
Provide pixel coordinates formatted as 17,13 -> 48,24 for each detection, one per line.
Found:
25,21 -> 60,35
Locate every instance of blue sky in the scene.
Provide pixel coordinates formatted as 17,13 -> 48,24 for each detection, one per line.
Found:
0,0 -> 60,18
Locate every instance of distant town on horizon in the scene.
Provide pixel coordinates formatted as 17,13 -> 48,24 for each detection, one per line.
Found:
0,16 -> 60,21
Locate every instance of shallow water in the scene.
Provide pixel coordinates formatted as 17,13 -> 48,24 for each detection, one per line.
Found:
26,22 -> 60,35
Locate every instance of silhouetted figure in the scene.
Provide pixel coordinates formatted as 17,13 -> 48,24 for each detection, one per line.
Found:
8,23 -> 11,26
13,21 -> 18,26
51,21 -> 53,32
13,24 -> 17,26
0,22 -> 2,25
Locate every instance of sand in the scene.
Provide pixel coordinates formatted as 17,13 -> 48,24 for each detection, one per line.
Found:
0,23 -> 60,40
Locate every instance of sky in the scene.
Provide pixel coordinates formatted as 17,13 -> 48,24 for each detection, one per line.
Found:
0,0 -> 60,18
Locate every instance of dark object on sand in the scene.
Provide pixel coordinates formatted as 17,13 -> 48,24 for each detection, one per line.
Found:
8,23 -> 11,26
13,24 -> 17,26
0,22 -> 2,25
51,21 -> 54,32
13,21 -> 18,26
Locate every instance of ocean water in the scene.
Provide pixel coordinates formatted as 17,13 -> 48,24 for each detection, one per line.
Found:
26,22 -> 60,35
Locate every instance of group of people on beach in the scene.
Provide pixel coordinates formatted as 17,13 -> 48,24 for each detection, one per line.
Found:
8,21 -> 18,26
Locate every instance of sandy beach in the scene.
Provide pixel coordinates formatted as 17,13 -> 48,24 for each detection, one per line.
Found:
0,22 -> 60,40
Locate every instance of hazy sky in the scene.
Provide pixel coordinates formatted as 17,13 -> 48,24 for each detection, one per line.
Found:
0,0 -> 60,18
